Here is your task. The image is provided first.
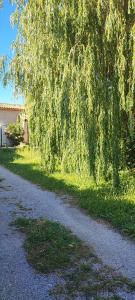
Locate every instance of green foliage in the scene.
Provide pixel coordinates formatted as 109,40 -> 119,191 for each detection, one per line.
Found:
10,0 -> 135,186
5,119 -> 24,146
126,138 -> 135,168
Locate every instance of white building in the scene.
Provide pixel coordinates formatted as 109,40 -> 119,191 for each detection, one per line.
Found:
0,103 -> 25,146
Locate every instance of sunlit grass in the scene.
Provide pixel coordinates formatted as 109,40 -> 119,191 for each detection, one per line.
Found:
0,147 -> 135,238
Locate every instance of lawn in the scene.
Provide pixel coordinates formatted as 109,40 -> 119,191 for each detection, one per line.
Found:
0,147 -> 135,239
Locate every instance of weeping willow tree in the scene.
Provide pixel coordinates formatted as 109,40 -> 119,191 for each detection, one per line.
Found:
10,0 -> 135,187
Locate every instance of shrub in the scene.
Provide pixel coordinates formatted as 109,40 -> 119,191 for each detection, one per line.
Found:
5,121 -> 24,146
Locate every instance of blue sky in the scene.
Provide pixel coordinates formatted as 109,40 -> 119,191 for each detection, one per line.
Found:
0,0 -> 24,104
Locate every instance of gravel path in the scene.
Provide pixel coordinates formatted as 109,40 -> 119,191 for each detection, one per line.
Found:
0,165 -> 135,299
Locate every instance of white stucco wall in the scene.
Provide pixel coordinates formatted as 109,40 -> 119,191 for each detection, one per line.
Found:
0,109 -> 22,146
0,110 -> 21,126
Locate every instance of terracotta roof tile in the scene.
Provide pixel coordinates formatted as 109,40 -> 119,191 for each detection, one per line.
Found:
0,103 -> 25,111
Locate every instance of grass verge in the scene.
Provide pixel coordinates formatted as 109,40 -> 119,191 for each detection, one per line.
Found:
1,147 -> 135,239
12,217 -> 90,273
12,217 -> 135,299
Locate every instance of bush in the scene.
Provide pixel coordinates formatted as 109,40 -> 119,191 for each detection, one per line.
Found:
126,138 -> 135,169
5,121 -> 24,146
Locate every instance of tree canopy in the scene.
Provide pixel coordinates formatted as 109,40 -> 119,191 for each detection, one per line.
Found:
10,0 -> 135,186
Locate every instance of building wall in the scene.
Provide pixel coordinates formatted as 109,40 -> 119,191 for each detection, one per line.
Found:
0,109 -> 22,146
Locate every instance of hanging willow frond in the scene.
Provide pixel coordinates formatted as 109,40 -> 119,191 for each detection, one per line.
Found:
10,0 -> 135,186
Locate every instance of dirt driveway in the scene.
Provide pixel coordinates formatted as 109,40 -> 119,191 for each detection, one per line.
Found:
0,165 -> 135,299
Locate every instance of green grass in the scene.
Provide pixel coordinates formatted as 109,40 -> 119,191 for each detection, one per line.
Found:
1,147 -> 135,238
12,217 -> 89,273
12,216 -> 135,299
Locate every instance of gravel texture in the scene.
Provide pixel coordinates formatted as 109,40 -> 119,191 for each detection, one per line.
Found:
0,165 -> 135,299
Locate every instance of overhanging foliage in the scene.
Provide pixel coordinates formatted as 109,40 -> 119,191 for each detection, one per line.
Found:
10,0 -> 135,186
